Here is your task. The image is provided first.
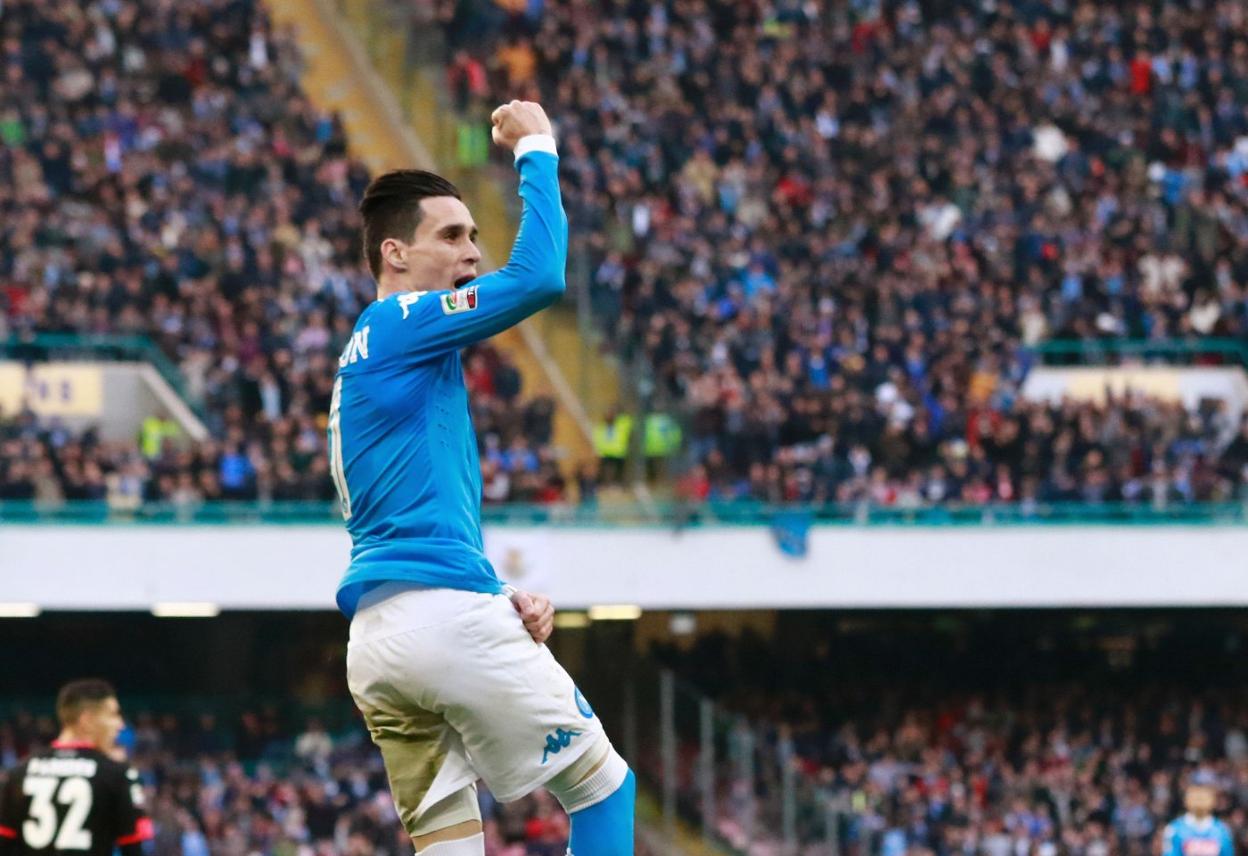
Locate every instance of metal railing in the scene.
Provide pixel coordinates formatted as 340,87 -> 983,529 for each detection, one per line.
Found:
1030,337 -> 1248,367
1,500 -> 1245,526
647,668 -> 848,856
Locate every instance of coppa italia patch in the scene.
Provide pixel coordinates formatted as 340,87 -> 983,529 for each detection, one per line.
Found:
441,285 -> 479,315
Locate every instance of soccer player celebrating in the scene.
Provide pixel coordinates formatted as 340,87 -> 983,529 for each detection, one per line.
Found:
1162,777 -> 1234,856
0,680 -> 152,856
331,101 -> 635,855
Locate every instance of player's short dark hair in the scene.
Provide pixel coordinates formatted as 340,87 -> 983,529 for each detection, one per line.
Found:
56,679 -> 116,727
359,169 -> 463,280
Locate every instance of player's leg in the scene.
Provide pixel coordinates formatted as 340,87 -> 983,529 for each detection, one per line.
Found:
346,588 -> 491,855
410,789 -> 483,855
347,689 -> 485,855
543,737 -> 635,855
432,592 -> 635,854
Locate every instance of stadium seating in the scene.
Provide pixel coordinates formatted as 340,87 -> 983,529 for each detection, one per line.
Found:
0,708 -> 582,855
6,0 -> 1248,508
0,0 -> 564,505
647,616 -> 1248,856
435,0 -> 1248,506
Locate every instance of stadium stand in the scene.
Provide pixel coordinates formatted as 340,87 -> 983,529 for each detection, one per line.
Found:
647,611 -> 1248,856
0,707 -> 582,856
431,0 -> 1248,506
0,0 -> 566,505
8,610 -> 1241,856
6,0 -> 1248,508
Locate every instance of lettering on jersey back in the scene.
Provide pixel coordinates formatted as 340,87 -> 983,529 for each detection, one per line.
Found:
28,758 -> 98,778
339,326 -> 371,367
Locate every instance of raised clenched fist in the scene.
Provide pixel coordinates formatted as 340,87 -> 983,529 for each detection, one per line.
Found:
490,100 -> 554,151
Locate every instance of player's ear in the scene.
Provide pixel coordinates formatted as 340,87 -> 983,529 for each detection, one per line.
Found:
380,237 -> 408,272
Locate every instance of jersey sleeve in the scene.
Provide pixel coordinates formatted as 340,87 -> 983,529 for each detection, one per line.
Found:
379,143 -> 568,363
1221,823 -> 1234,856
112,766 -> 153,856
0,768 -> 21,855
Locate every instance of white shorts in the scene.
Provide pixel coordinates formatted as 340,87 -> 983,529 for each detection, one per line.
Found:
346,583 -> 605,834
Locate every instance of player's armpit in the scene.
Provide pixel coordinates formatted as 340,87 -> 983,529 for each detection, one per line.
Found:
386,149 -> 568,361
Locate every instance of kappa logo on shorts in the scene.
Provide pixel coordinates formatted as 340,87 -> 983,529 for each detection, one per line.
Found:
541,727 -> 582,765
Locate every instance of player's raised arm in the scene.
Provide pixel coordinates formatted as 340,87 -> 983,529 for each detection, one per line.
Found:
361,101 -> 568,363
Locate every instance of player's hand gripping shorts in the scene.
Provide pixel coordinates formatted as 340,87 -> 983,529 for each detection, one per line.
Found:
346,583 -> 605,835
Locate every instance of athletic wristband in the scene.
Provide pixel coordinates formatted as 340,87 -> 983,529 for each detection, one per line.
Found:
514,134 -> 558,160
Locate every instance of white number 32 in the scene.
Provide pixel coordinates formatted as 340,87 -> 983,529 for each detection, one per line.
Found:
23,776 -> 93,850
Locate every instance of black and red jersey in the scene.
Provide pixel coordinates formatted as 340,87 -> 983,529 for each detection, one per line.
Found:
0,742 -> 152,856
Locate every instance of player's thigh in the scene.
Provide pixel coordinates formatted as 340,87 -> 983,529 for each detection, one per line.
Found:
443,593 -> 606,802
347,643 -> 477,836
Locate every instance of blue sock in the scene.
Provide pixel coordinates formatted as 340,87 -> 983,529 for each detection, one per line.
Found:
567,768 -> 636,856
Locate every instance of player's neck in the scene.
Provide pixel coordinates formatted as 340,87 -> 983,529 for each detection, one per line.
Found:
54,728 -> 96,749
376,272 -> 436,302
376,279 -> 413,301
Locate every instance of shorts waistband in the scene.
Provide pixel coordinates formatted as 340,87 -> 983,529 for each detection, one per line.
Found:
349,583 -> 502,645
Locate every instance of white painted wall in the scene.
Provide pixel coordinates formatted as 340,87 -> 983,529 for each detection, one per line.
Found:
1023,366 -> 1248,425
1,524 -> 1246,611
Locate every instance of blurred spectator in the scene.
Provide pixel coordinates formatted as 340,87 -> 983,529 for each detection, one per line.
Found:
592,405 -> 631,486
295,717 -> 333,767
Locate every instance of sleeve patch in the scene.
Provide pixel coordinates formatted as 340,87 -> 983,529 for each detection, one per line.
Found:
441,286 -> 479,315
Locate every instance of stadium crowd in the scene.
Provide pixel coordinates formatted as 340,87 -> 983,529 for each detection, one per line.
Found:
0,0 -> 563,506
0,708 -> 579,856
10,683 -> 1244,856
438,0 -> 1248,504
652,630 -> 1248,856
5,0 -> 1248,508
676,394 -> 1248,506
0,339 -> 565,507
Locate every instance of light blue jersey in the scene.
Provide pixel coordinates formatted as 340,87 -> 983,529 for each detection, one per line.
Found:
1163,815 -> 1234,856
331,147 -> 567,617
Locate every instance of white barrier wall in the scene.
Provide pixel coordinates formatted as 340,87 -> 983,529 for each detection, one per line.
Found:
1022,366 -> 1248,424
0,361 -> 207,441
2,525 -> 1247,610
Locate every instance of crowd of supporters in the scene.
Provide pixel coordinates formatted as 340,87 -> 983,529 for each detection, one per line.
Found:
0,709 -> 579,856
650,624 -> 1248,856
5,0 -> 1248,507
0,340 -> 565,506
677,393 -> 1248,506
438,0 -> 1248,504
0,0 -> 560,505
